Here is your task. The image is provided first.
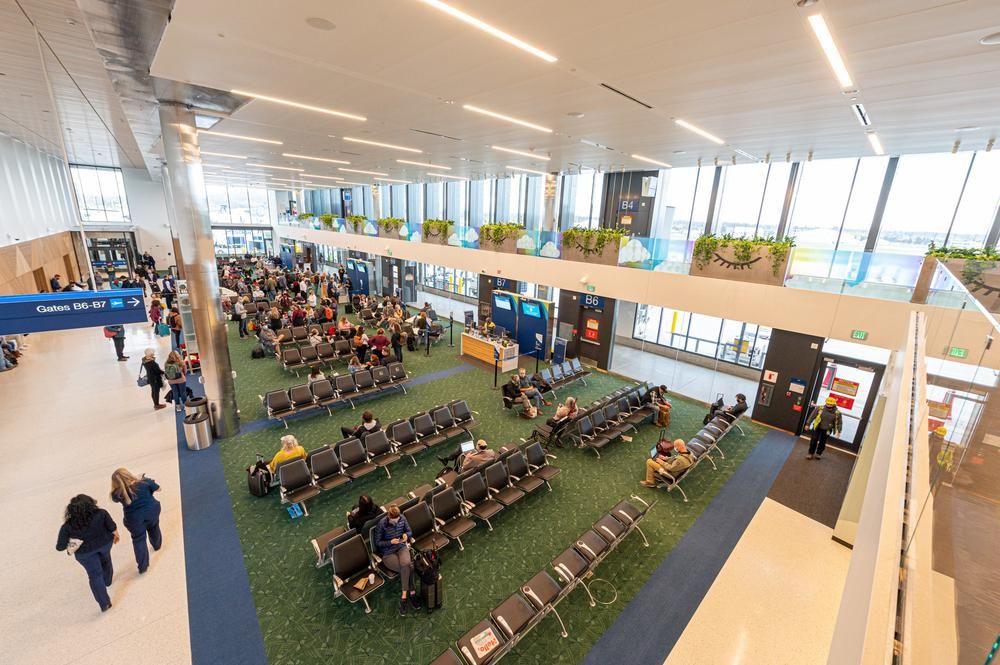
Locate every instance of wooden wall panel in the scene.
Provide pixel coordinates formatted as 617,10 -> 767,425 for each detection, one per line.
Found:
0,232 -> 80,296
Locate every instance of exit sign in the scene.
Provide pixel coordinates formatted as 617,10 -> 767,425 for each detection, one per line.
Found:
948,346 -> 968,359
851,330 -> 868,340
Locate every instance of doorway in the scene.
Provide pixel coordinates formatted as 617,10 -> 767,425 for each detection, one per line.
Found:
804,354 -> 884,452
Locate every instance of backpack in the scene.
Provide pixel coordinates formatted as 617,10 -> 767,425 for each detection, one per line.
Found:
164,363 -> 181,380
251,345 -> 266,359
246,455 -> 272,497
103,326 -> 118,338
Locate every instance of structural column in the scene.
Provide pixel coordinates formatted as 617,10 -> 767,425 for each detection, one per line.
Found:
158,102 -> 239,438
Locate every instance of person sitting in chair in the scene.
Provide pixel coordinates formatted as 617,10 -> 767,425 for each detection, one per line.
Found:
340,409 -> 381,441
502,375 -> 529,414
268,435 -> 307,473
641,439 -> 694,487
459,440 -> 497,472
518,367 -> 550,408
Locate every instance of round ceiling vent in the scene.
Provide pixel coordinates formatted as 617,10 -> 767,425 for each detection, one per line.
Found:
306,17 -> 336,31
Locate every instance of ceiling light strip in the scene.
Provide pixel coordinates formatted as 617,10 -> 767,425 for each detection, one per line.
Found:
428,172 -> 469,180
631,154 -> 671,168
463,105 -> 552,133
417,0 -> 557,63
199,130 -> 283,145
339,167 -> 390,176
200,151 -> 248,159
231,89 -> 366,121
247,163 -> 305,172
375,177 -> 411,184
506,165 -> 547,176
807,14 -> 853,88
302,174 -> 346,181
674,119 -> 725,145
396,159 -> 451,170
490,145 -> 551,160
867,132 -> 884,155
282,152 -> 351,165
342,137 -> 422,153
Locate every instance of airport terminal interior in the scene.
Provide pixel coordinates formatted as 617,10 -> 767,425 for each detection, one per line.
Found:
2,1 -> 1000,664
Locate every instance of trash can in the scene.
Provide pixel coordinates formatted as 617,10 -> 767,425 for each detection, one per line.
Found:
186,396 -> 209,419
183,413 -> 213,450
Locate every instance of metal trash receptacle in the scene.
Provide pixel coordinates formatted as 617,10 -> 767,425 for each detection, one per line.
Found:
186,396 -> 209,419
183,413 -> 213,450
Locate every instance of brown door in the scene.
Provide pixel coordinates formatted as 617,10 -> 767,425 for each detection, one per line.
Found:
32,268 -> 48,293
63,253 -> 76,282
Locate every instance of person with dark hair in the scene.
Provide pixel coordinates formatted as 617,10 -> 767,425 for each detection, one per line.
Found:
341,410 -> 381,440
55,494 -> 120,612
729,393 -> 749,418
373,504 -> 420,616
110,468 -> 163,574
390,323 -> 404,360
346,494 -> 381,531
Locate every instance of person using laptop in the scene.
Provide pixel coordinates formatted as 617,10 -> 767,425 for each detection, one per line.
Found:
641,438 -> 693,487
459,439 -> 498,473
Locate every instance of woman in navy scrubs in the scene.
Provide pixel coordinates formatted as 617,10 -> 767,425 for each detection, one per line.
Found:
110,468 -> 163,574
55,495 -> 119,612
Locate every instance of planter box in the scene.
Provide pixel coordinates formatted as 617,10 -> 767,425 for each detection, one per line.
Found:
481,234 -> 519,254
919,257 -> 1000,314
561,237 -> 622,266
422,227 -> 453,245
689,246 -> 788,286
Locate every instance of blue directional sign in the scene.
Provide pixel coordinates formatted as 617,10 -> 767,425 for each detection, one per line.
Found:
0,288 -> 147,334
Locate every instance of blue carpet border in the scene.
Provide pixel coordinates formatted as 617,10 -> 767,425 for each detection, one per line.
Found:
582,429 -> 795,665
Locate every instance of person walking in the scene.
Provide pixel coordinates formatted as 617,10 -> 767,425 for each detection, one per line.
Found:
167,307 -> 183,351
390,323 -> 403,360
148,298 -> 162,330
807,396 -> 843,460
110,469 -> 163,574
55,494 -> 120,612
161,275 -> 175,310
164,351 -> 187,411
105,324 -> 129,361
235,297 -> 249,338
141,348 -> 167,411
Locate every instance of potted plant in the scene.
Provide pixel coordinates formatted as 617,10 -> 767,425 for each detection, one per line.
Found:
689,234 -> 794,286
296,212 -> 314,221
479,222 -> 523,253
377,217 -> 405,237
912,243 -> 1000,309
561,227 -> 629,266
318,214 -> 335,230
346,214 -> 367,234
421,219 -> 454,245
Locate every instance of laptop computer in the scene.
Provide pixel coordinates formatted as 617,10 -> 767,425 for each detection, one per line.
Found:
649,446 -> 659,460
460,440 -> 475,454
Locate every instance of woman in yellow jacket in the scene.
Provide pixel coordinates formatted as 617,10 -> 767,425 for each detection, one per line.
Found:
269,434 -> 307,473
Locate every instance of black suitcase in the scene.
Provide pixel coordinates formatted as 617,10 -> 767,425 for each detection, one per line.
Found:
421,575 -> 443,613
246,454 -> 272,497
415,549 -> 443,613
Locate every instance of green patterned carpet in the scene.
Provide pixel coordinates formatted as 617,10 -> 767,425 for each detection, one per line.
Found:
217,320 -> 767,665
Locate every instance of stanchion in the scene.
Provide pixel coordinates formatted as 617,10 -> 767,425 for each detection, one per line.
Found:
493,357 -> 499,389
534,348 -> 540,375
448,312 -> 454,347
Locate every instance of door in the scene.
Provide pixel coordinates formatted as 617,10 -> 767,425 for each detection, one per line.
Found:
805,355 -> 884,451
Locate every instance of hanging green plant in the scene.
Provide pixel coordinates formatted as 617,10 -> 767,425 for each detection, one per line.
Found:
318,214 -> 335,229
421,218 -> 454,239
925,242 -> 999,261
561,226 -> 630,256
377,217 -> 405,234
480,222 -> 523,247
297,212 -> 314,221
346,214 -> 366,233
692,234 -> 795,277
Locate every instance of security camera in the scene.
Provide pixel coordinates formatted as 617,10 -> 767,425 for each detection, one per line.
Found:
579,275 -> 588,284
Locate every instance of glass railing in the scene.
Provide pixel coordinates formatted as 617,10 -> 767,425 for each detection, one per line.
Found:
280,218 -> 982,309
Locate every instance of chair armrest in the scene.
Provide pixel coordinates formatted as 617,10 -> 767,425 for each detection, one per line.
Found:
333,575 -> 344,591
258,394 -> 264,403
527,463 -> 540,471
434,517 -> 446,527
508,473 -> 522,481
546,453 -> 558,461
461,500 -> 474,510
630,494 -> 651,508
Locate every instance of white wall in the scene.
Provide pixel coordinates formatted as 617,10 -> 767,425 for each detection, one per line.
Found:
121,168 -> 174,268
0,136 -> 77,247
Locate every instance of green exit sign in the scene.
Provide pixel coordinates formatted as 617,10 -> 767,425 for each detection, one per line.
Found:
586,284 -> 596,292
948,346 -> 968,359
851,330 -> 868,340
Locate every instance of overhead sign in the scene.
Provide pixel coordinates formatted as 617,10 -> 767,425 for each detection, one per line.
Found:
947,346 -> 968,359
0,288 -> 147,334
580,293 -> 605,310
851,329 -> 868,340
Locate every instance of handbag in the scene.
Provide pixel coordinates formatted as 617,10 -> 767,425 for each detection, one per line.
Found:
137,365 -> 149,388
66,538 -> 84,555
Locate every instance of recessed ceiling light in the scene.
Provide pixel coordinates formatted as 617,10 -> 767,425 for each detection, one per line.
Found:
305,17 -> 336,31
567,112 -> 585,118
397,159 -> 451,170
490,145 -> 551,160
282,152 -> 351,165
506,165 -> 547,176
674,119 -> 725,145
867,132 -> 884,155
342,137 -> 422,153
672,150 -> 687,155
631,154 -> 671,168
199,130 -> 282,145
979,32 -> 1000,46
807,14 -> 853,88
302,174 -> 346,181
231,89 -> 366,121
463,105 -> 552,133
339,167 -> 390,176
734,148 -> 758,161
955,126 -> 981,132
416,0 -> 557,63
200,151 -> 248,159
247,163 -> 305,172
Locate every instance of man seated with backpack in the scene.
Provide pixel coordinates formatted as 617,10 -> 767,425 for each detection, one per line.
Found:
641,439 -> 694,488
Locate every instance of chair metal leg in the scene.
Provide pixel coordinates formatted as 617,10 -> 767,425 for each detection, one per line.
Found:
456,536 -> 464,551
383,466 -> 392,479
361,597 -> 372,614
484,518 -> 494,531
580,580 -> 597,607
549,606 -> 569,638
634,524 -> 650,548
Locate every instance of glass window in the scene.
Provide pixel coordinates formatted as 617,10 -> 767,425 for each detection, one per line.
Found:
946,151 -> 1000,248
756,163 -> 793,239
406,184 -> 423,225
425,182 -> 444,218
559,170 -> 602,229
714,163 -> 769,237
249,188 -> 270,224
876,152 -> 975,254
206,183 -> 231,225
524,176 -> 545,230
469,178 -> 492,226
445,181 -> 467,223
390,185 -> 407,219
787,158 -> 859,248
838,157 -> 889,251
69,165 -> 131,223
633,304 -> 662,344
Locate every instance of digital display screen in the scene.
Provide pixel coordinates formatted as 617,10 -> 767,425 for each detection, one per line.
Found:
347,261 -> 356,269
521,302 -> 541,318
358,264 -> 366,273
493,295 -> 512,311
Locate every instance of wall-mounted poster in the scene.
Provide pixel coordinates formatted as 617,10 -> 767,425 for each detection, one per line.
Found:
832,378 -> 860,396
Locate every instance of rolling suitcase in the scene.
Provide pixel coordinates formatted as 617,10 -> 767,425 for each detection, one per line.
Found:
415,549 -> 443,613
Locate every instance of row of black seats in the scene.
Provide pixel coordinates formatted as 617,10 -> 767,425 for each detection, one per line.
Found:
558,383 -> 656,458
324,441 -> 562,614
277,400 -> 480,515
432,496 -> 654,665
652,410 -> 743,502
538,358 -> 590,394
261,362 -> 409,427
280,339 -> 373,374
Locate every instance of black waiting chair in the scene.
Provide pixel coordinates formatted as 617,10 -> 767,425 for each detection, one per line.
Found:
310,447 -> 351,491
388,419 -> 425,463
430,486 -> 477,551
310,379 -> 338,414
278,459 -> 320,515
460,471 -> 503,531
484,462 -> 525,506
331,533 -> 384,614
363,431 -> 401,478
403,501 -> 450,553
288,384 -> 316,413
337,438 -> 377,479
263,390 -> 295,427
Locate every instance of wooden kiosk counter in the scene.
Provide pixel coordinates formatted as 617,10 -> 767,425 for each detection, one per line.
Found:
460,333 -> 519,372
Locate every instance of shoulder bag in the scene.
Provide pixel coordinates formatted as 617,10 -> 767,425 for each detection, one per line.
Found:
137,363 -> 149,388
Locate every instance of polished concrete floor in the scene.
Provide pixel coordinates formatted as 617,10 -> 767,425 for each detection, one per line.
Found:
0,316 -> 190,665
